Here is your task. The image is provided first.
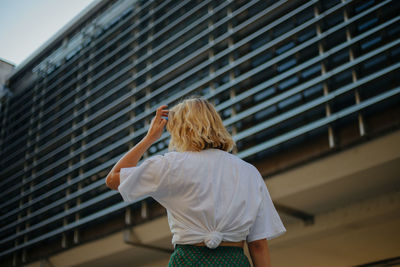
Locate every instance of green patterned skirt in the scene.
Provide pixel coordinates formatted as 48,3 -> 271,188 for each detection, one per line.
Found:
168,244 -> 251,267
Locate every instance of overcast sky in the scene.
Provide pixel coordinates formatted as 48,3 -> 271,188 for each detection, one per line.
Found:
0,0 -> 96,67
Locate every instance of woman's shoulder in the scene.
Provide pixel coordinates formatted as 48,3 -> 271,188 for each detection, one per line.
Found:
159,151 -> 189,163
143,151 -> 180,165
204,149 -> 260,175
160,150 -> 259,173
223,151 -> 259,170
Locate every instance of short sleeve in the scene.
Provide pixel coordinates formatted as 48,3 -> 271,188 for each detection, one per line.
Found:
118,155 -> 170,203
247,182 -> 286,242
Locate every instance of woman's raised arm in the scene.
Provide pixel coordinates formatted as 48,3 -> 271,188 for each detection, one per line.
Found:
105,105 -> 168,190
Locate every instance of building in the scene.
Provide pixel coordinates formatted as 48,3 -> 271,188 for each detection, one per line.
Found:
0,58 -> 15,109
1,0 -> 399,266
0,59 -> 14,86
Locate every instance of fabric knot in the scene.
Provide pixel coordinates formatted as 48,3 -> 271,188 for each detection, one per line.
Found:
204,231 -> 223,249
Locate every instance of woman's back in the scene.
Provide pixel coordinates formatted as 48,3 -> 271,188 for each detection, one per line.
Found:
165,149 -> 260,241
119,148 -> 285,249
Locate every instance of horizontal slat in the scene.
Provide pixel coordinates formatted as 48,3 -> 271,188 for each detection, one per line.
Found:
237,86 -> 400,159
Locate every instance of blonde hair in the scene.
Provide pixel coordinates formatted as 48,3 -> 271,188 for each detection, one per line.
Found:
166,97 -> 235,152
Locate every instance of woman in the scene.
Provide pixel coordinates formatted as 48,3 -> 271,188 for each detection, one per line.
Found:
106,97 -> 286,266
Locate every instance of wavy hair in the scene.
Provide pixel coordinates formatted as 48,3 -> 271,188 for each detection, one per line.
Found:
166,97 -> 235,152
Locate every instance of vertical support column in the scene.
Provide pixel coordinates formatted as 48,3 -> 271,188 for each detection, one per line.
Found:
144,90 -> 151,159
125,99 -> 136,224
269,25 -> 279,113
22,75 -> 44,264
62,37 -> 75,249
74,59 -> 89,245
227,3 -> 238,154
130,14 -> 139,95
146,5 -> 154,89
343,4 -> 366,137
23,177 -> 34,264
314,4 -> 336,148
144,2 -> 155,158
141,200 -> 148,219
125,205 -> 132,225
63,50 -> 81,247
36,73 -> 45,164
64,93 -> 77,248
15,150 -> 27,266
62,173 -> 72,248
142,96 -> 150,218
141,3 -> 156,220
29,74 -> 45,261
0,91 -> 18,265
74,167 -> 83,244
208,3 -> 216,97
0,87 -> 10,160
126,78 -> 136,226
125,12 -> 138,225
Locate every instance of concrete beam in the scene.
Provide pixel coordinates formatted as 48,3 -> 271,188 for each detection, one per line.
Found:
23,216 -> 173,267
266,130 -> 400,200
269,190 -> 400,266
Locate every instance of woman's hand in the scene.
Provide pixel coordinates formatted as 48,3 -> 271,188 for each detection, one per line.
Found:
105,105 -> 168,190
145,105 -> 168,143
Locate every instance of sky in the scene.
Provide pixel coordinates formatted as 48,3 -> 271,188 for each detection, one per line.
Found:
0,0 -> 96,67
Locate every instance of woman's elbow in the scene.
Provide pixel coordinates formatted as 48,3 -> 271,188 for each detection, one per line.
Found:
105,172 -> 119,190
105,174 -> 113,189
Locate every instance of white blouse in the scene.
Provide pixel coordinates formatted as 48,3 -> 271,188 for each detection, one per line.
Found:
118,148 -> 286,249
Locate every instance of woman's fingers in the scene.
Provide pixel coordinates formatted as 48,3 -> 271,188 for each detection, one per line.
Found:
156,105 -> 168,118
160,118 -> 167,126
155,106 -> 169,124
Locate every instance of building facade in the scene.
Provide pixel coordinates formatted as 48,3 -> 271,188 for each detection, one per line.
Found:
1,0 -> 399,266
0,59 -> 15,109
